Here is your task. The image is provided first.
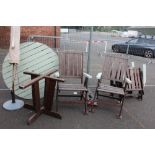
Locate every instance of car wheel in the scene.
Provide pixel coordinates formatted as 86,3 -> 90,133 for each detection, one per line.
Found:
113,46 -> 119,53
144,50 -> 153,58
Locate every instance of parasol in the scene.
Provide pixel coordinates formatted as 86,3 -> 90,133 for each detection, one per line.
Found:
3,26 -> 24,110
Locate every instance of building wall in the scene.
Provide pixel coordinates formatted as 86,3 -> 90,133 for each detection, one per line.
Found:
0,26 -> 10,49
0,26 -> 60,49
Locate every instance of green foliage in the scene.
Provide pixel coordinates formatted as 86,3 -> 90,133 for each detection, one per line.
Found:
61,26 -> 130,32
93,26 -> 129,32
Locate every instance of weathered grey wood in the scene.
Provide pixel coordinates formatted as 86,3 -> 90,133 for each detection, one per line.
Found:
98,84 -> 125,95
126,68 -> 143,91
102,55 -> 128,82
58,51 -> 83,79
59,83 -> 87,91
136,68 -> 142,89
93,55 -> 129,118
126,69 -> 132,90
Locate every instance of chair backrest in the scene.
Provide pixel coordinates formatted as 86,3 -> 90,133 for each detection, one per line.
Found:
58,51 -> 83,82
126,68 -> 143,91
102,55 -> 128,82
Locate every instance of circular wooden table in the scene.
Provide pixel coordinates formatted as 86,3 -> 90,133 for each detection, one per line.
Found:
2,42 -> 59,99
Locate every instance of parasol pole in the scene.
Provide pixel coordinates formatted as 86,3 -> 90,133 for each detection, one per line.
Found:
11,63 -> 16,103
3,26 -> 24,111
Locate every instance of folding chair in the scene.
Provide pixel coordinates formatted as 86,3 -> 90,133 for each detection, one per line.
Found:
93,55 -> 131,118
55,51 -> 92,114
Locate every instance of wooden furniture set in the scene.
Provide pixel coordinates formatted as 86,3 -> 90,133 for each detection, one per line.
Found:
19,52 -> 144,124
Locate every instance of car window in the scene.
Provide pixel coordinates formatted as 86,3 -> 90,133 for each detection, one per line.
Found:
137,38 -> 145,44
128,39 -> 138,44
147,39 -> 155,45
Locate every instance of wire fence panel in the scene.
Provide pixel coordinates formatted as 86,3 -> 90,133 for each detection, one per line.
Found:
60,39 -> 88,53
1,28 -> 155,88
60,30 -> 155,87
27,35 -> 61,50
28,35 -> 88,53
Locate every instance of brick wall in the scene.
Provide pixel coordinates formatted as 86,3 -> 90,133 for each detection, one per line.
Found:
0,26 -> 10,49
0,26 -> 60,49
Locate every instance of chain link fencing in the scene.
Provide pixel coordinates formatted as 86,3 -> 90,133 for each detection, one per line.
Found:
1,27 -> 155,88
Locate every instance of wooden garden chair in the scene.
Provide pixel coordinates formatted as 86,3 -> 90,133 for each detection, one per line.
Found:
126,67 -> 144,100
55,51 -> 92,114
93,55 -> 132,119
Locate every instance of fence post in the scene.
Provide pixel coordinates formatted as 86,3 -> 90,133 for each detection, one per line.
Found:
104,41 -> 108,53
126,44 -> 129,54
86,27 -> 93,87
131,62 -> 135,68
143,64 -> 146,86
87,26 -> 93,74
85,41 -> 89,53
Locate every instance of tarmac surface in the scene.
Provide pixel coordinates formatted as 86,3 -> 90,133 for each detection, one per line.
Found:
0,32 -> 155,128
0,86 -> 154,129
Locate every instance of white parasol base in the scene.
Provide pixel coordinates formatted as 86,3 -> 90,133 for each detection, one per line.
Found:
3,99 -> 24,111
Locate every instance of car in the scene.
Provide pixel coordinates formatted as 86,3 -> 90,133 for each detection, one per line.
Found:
112,38 -> 155,58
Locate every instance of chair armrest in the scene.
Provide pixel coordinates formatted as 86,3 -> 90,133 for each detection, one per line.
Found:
125,78 -> 132,84
53,71 -> 60,78
96,72 -> 102,80
44,76 -> 65,82
23,71 -> 40,76
83,72 -> 92,79
19,69 -> 59,89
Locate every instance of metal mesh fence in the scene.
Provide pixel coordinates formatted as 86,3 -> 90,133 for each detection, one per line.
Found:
60,30 -> 155,86
1,27 -> 155,88
28,34 -> 88,53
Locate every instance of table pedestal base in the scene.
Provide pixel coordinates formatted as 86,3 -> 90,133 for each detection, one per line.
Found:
24,104 -> 62,125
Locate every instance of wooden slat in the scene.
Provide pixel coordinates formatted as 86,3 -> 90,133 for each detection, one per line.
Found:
98,84 -> 124,95
74,53 -> 78,76
133,68 -> 138,89
70,53 -> 73,76
116,63 -> 122,81
135,69 -> 140,89
110,62 -> 116,80
108,57 -> 113,79
126,68 -> 143,91
102,55 -> 128,82
130,68 -> 135,89
65,53 -> 68,76
103,56 -> 112,79
119,60 -> 127,81
78,53 -> 82,77
136,68 -> 142,89
59,83 -> 87,91
61,52 -> 65,76
126,69 -> 132,90
58,51 -> 83,79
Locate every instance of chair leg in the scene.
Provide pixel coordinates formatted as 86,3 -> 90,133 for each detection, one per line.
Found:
90,90 -> 98,112
117,96 -> 125,119
80,91 -> 84,100
96,91 -> 99,99
84,91 -> 88,114
56,88 -> 59,112
137,90 -> 143,100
